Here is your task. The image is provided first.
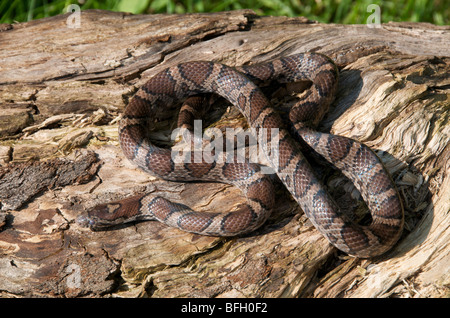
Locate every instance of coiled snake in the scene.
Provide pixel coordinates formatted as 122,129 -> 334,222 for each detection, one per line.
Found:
77,53 -> 404,258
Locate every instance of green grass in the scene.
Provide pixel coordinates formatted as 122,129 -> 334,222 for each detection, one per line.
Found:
1,0 -> 448,25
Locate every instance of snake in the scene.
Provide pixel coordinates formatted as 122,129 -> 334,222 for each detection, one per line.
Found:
77,52 -> 404,258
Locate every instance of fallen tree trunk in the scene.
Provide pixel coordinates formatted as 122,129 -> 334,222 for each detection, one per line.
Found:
0,9 -> 448,298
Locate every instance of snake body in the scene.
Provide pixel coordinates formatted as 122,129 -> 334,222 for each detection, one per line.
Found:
78,53 -> 404,258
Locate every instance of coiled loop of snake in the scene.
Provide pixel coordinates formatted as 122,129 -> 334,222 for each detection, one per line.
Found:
78,53 -> 404,258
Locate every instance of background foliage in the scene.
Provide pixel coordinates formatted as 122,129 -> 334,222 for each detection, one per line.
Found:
1,0 -> 448,25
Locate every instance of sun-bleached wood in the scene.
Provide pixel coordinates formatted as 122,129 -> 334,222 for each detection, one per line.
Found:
0,10 -> 448,298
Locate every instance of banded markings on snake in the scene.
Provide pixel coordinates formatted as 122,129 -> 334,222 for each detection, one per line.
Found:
77,53 -> 404,258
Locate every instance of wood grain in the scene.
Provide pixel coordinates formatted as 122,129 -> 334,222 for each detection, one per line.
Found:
0,10 -> 448,298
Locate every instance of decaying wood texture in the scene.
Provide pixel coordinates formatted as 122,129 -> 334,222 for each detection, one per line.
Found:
0,10 -> 449,298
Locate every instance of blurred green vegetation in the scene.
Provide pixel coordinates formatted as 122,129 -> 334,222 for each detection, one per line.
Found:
1,0 -> 448,25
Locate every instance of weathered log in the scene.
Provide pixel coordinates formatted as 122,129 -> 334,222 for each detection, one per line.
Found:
0,10 -> 448,298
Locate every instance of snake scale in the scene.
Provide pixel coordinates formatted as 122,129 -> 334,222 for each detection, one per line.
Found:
77,52 -> 404,258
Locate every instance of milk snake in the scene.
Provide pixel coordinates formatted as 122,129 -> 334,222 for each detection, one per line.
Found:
77,53 -> 404,258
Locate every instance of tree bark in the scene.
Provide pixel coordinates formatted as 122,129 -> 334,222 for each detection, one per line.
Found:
0,9 -> 448,298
